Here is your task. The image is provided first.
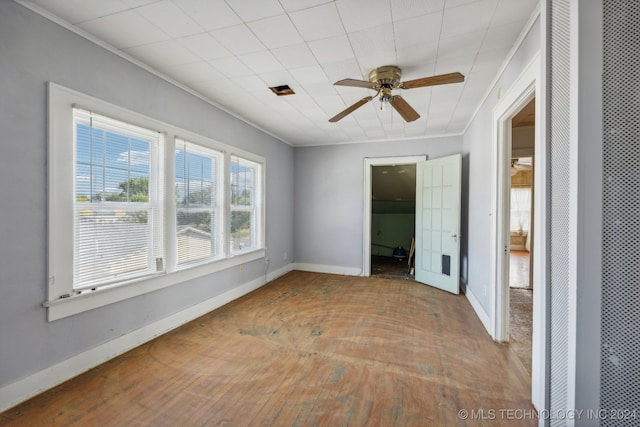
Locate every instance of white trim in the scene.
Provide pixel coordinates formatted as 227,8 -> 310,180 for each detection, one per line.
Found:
464,284 -> 491,334
294,263 -> 361,277
0,274 -> 270,413
362,155 -> 427,277
490,54 -> 540,340
47,250 -> 265,321
490,53 -> 548,413
532,0 -> 550,413
47,83 -> 267,321
266,263 -> 295,283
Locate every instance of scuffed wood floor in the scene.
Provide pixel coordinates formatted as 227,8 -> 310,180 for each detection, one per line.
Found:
0,271 -> 534,426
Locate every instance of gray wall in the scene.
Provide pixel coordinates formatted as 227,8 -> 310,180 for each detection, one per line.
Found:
0,1 -> 293,389
294,137 -> 462,272
461,17 -> 541,311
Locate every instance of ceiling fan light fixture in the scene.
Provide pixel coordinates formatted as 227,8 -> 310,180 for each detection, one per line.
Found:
379,94 -> 391,111
329,65 -> 464,123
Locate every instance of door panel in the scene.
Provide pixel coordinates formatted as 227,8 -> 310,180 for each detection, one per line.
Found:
415,154 -> 461,294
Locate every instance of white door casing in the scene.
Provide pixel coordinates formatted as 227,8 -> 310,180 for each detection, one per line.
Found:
415,154 -> 461,294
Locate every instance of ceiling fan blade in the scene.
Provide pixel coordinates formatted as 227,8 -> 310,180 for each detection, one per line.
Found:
333,78 -> 377,89
400,72 -> 465,89
389,96 -> 420,122
329,97 -> 373,122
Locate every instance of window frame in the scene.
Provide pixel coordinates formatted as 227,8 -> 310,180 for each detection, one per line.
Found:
47,83 -> 265,321
174,138 -> 225,269
229,155 -> 264,255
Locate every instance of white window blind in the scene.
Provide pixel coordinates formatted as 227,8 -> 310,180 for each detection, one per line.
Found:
230,155 -> 262,254
73,109 -> 163,290
175,139 -> 222,266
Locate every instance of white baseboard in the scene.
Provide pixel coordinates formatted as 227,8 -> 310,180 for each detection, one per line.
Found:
293,263 -> 361,276
266,263 -> 294,282
0,274 -> 272,413
464,284 -> 491,335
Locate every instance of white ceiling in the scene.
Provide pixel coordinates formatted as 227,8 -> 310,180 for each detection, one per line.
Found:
24,0 -> 538,146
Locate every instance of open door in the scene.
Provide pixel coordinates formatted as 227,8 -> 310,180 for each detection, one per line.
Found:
415,154 -> 461,294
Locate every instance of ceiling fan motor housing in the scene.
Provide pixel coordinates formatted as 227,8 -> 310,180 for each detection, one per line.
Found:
369,65 -> 402,88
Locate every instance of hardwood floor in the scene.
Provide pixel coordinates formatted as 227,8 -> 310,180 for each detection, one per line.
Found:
509,250 -> 533,375
0,271 -> 534,426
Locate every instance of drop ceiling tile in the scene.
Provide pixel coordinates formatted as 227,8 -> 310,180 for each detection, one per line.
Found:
208,57 -> 254,77
471,47 -> 509,74
445,0 -> 479,8
271,43 -> 318,69
441,0 -> 498,39
393,12 -> 442,50
335,0 -> 391,33
389,0 -> 444,21
195,79 -> 242,98
177,33 -> 232,61
226,0 -> 284,22
289,65 -> 329,85
322,59 -> 363,83
481,20 -> 527,52
396,47 -> 437,76
124,40 -> 201,68
430,84 -> 464,104
211,24 -> 265,55
434,55 -> 474,76
161,61 -> 225,83
121,0 -> 158,7
247,15 -> 303,49
491,0 -> 538,26
174,0 -> 241,31
77,10 -> 170,48
258,70 -> 297,87
31,0 -> 129,24
308,35 -> 354,64
136,0 -> 202,38
279,0 -> 331,13
238,50 -> 284,74
231,75 -> 270,92
300,82 -> 338,97
289,3 -> 345,41
315,95 -> 348,114
349,24 -> 395,59
436,31 -> 484,62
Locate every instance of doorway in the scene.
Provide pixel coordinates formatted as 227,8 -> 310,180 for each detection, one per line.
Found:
370,164 -> 416,280
508,98 -> 535,374
362,156 -> 426,278
489,54 -> 546,410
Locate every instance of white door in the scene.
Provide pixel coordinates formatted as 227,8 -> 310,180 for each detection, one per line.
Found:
415,154 -> 461,294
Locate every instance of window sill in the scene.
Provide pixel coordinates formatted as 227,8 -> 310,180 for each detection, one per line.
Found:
45,249 -> 265,321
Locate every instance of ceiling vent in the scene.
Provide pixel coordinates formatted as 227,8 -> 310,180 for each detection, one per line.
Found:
269,85 -> 295,96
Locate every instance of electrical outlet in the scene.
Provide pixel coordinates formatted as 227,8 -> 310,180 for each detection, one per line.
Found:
283,251 -> 287,260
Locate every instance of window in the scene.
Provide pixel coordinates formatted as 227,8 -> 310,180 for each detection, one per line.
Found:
175,139 -> 223,266
74,109 -> 163,289
230,155 -> 262,254
47,83 -> 265,320
510,188 -> 531,233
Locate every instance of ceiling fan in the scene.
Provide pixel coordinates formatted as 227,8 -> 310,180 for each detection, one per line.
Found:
328,65 -> 464,123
